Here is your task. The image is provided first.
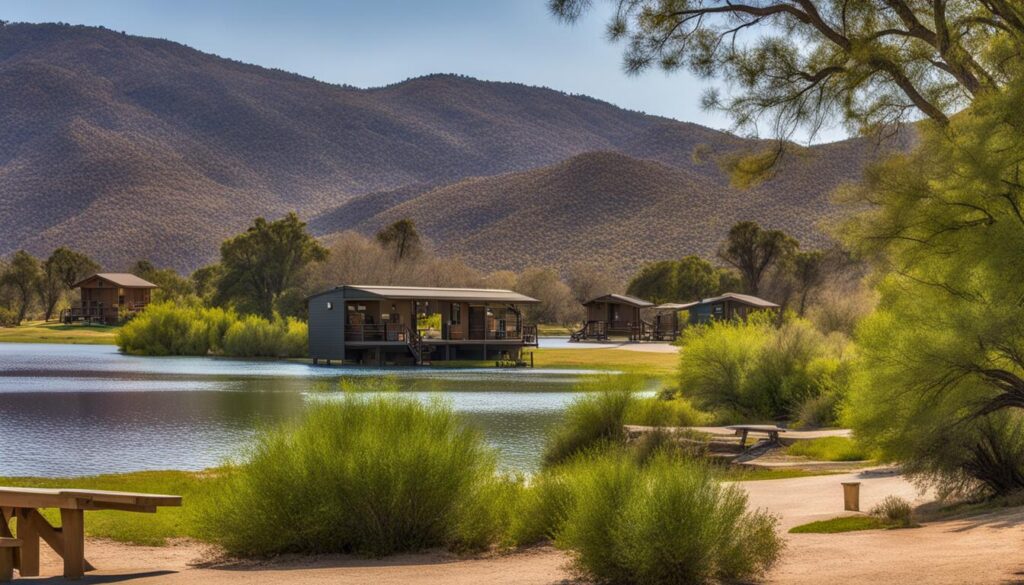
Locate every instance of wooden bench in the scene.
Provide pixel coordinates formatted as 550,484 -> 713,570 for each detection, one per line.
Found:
0,538 -> 19,583
726,425 -> 787,450
0,487 -> 181,580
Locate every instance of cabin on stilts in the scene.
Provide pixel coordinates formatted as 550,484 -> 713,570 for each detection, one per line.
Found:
571,293 -> 655,342
307,285 -> 540,366
62,273 -> 158,324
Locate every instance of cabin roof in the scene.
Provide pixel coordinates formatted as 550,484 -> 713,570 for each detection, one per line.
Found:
309,284 -> 539,304
654,302 -> 699,311
583,293 -> 654,308
72,273 -> 159,289
696,292 -> 780,308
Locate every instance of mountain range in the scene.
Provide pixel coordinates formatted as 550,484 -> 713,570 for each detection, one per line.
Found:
0,22 -> 889,274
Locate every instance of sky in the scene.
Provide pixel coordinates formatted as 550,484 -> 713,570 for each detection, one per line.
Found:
1,0 -> 846,142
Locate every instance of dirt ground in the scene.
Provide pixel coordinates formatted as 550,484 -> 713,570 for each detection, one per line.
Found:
28,470 -> 1024,584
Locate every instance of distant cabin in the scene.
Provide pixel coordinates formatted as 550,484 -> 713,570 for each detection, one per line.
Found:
686,292 -> 780,324
573,293 -> 655,341
307,285 -> 540,366
65,273 -> 158,324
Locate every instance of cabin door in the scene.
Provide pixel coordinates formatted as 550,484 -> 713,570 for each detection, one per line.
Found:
469,306 -> 486,340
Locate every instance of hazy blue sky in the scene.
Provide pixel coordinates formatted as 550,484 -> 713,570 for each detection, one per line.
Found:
2,1 -> 843,141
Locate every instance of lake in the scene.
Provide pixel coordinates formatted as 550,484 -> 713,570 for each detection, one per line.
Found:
0,343 -> 602,477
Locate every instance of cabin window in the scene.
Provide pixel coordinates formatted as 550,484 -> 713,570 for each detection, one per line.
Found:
326,301 -> 333,310
451,303 -> 461,325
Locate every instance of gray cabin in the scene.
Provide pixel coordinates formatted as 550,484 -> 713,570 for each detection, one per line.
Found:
572,293 -> 655,341
307,285 -> 539,365
687,292 -> 780,324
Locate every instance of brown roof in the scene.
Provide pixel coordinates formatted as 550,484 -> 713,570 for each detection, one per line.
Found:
583,293 -> 654,308
654,302 -> 699,311
312,285 -> 539,304
72,273 -> 159,289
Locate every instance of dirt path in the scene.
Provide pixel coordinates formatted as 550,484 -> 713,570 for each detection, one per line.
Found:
27,471 -> 1024,584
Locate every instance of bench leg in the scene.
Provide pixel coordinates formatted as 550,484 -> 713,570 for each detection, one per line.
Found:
0,548 -> 13,582
60,509 -> 85,580
739,430 -> 748,449
16,509 -> 40,577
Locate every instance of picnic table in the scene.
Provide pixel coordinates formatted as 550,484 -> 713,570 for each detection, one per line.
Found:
726,424 -> 787,449
0,487 -> 181,580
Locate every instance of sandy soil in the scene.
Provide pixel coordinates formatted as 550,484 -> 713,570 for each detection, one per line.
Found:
27,470 -> 1024,584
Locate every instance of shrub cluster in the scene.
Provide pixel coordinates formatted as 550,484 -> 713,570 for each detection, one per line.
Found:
116,302 -> 306,358
677,312 -> 852,425
194,395 -> 508,557
870,495 -> 915,528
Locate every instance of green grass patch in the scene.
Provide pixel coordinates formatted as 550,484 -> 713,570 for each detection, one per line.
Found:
0,470 -> 208,545
537,324 -> 575,336
722,466 -> 844,481
531,348 -> 678,375
0,321 -> 119,345
786,437 -> 872,462
788,515 -> 889,533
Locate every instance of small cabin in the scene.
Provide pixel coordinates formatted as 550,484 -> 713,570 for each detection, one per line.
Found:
573,294 -> 654,341
651,302 -> 698,341
307,285 -> 540,365
687,292 -> 780,324
64,273 -> 158,324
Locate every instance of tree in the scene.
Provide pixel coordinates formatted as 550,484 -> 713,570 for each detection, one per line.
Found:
131,260 -> 194,302
550,0 -> 1024,142
672,255 -> 721,301
718,222 -> 797,296
1,251 -> 41,324
626,261 -> 678,303
842,80 -> 1024,496
376,219 -> 422,261
37,248 -> 99,321
791,251 -> 826,315
216,213 -> 328,318
566,262 -> 621,304
515,267 -> 583,326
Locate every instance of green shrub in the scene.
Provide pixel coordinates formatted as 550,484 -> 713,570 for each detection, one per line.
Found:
0,307 -> 18,327
786,437 -> 871,462
505,468 -> 575,547
194,395 -> 508,557
555,451 -> 782,585
117,302 -> 307,358
542,375 -> 641,466
870,495 -> 915,528
625,395 -> 710,428
678,313 -> 851,423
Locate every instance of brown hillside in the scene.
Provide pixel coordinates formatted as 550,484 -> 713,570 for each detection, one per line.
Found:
315,150 -> 866,274
0,23 -> 879,271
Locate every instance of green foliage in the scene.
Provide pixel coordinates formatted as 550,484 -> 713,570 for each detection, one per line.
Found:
554,451 -> 782,585
842,80 -> 1024,496
678,313 -> 851,423
194,395 -> 508,557
375,218 -> 422,261
514,266 -> 582,326
0,306 -> 18,327
116,302 -> 306,358
624,395 -> 710,428
788,516 -> 888,534
216,213 -> 328,318
130,260 -> 194,302
38,247 -> 99,321
717,221 -> 797,296
871,496 -> 915,528
627,256 -> 726,304
786,437 -> 871,462
1,250 -> 41,323
541,375 -> 646,466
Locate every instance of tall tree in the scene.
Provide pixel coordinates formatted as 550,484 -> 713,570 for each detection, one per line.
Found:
718,222 -> 797,296
791,251 -> 826,315
551,0 -> 1024,142
131,260 -> 194,302
566,262 -> 621,304
376,219 -> 422,261
672,255 -> 721,301
37,248 -> 99,321
1,251 -> 41,324
216,213 -> 328,318
626,260 -> 678,303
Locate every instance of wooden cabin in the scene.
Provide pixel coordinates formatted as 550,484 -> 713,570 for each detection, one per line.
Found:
651,302 -> 698,341
64,273 -> 158,324
572,294 -> 654,341
687,292 -> 780,324
307,285 -> 540,365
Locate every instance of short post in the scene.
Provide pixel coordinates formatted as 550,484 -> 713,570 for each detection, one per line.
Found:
842,482 -> 861,512
0,538 -> 20,583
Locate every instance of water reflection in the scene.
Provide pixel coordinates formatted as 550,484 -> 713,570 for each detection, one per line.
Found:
0,343 -> 589,476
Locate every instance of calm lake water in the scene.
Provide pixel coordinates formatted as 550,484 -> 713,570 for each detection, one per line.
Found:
0,343 -> 602,477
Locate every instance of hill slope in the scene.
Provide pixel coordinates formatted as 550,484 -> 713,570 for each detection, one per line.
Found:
0,23 -> 879,271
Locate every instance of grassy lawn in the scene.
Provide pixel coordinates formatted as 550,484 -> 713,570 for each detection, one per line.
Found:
723,466 -> 843,482
0,320 -> 119,345
788,515 -> 889,533
786,437 -> 873,462
530,347 -> 678,376
0,471 -> 208,545
537,324 -> 576,336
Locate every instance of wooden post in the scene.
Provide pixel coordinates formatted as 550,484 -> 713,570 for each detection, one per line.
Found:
59,509 -> 85,580
0,538 -> 20,583
15,510 -> 39,577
